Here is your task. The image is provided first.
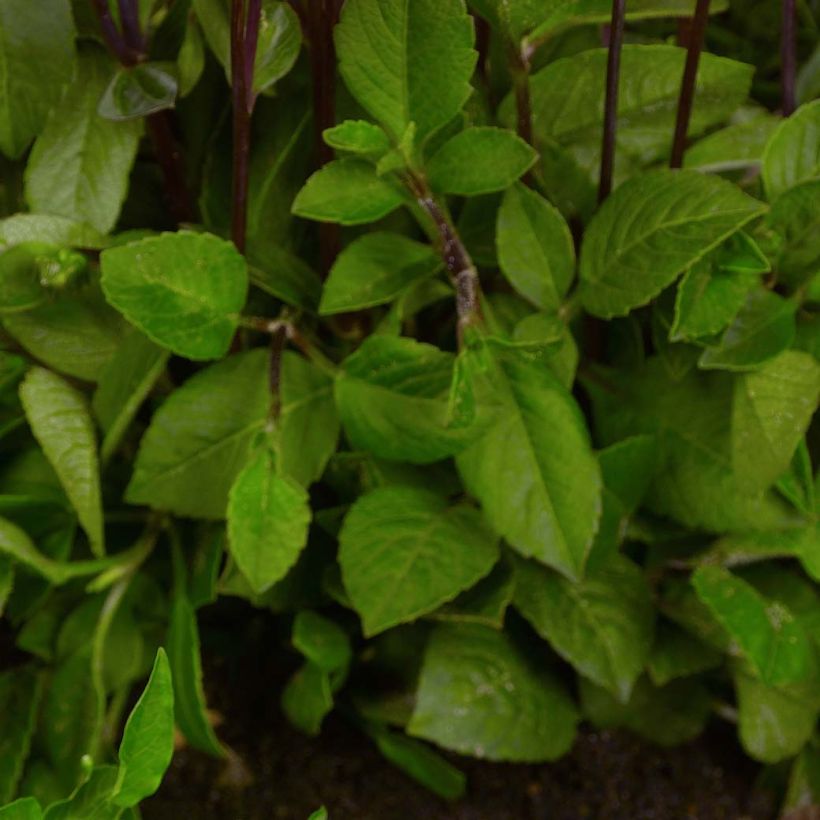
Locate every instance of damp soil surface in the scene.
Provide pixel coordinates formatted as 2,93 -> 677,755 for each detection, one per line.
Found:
143,603 -> 779,820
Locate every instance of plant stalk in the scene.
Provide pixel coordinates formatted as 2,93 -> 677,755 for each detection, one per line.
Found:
670,0 -> 711,168
781,0 -> 797,116
598,0 -> 626,202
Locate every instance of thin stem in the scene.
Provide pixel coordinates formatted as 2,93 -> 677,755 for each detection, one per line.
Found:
510,47 -> 534,145
230,0 -> 262,253
91,0 -> 140,65
781,0 -> 798,116
306,0 -> 342,275
117,0 -> 145,52
267,324 -> 287,420
598,0 -> 626,202
405,174 -> 482,338
146,112 -> 195,224
670,0 -> 711,168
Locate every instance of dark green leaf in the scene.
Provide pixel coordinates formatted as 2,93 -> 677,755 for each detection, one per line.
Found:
0,667 -> 43,803
762,100 -> 820,200
323,120 -> 390,156
292,611 -> 352,674
98,63 -> 178,121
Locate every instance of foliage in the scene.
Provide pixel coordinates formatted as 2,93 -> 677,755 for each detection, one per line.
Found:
0,0 -> 819,814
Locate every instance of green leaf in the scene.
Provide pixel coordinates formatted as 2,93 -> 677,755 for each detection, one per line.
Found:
92,329 -> 170,465
514,555 -> 654,701
698,289 -> 796,371
113,649 -> 175,807
0,244 -> 50,314
339,486 -> 499,636
249,247 -> 322,312
335,0 -> 476,142
24,46 -> 141,235
292,611 -> 352,674
98,63 -> 178,121
734,663 -> 820,763
227,445 -> 311,594
580,674 -> 711,746
365,724 -> 466,800
684,116 -> 780,173
762,99 -> 820,200
2,286 -> 124,383
336,336 -> 484,464
0,215 -> 105,251
767,179 -> 820,284
19,368 -> 104,556
0,666 -> 43,803
427,128 -> 536,196
0,798 -> 42,820
251,2 -> 301,95
307,809 -> 328,820
127,349 -> 335,516
100,231 -> 248,361
292,158 -> 405,225
281,662 -> 333,736
323,120 -> 390,156
692,566 -> 812,686
456,345 -> 601,580
670,233 -> 767,342
586,357 -> 798,533
41,765 -> 117,820
496,182 -> 575,311
320,233 -> 439,315
732,351 -> 820,492
647,620 -> 722,686
168,568 -> 224,757
126,350 -> 268,518
177,16 -> 205,97
408,623 -> 578,761
521,46 -> 752,170
579,170 -> 767,318
0,0 -> 75,158
432,557 -> 515,628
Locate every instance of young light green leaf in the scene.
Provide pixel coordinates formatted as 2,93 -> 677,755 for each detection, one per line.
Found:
113,648 -> 175,807
408,623 -> 578,761
336,336 -> 485,464
0,244 -> 50,314
320,233 -> 439,315
0,0 -> 75,158
366,724 -> 466,800
292,611 -> 352,674
762,99 -> 820,200
339,486 -> 499,636
168,582 -> 225,757
0,798 -> 42,820
323,120 -> 391,156
92,330 -> 170,465
0,215 -> 105,251
734,662 -> 820,763
456,345 -> 601,581
292,159 -> 405,225
19,368 -> 104,556
693,566 -> 812,687
24,46 -> 141,235
732,351 -> 820,492
98,63 -> 178,121
307,809 -> 328,820
40,765 -> 118,820
335,0 -> 476,142
579,170 -> 767,318
0,666 -> 43,804
281,662 -> 333,736
427,128 -> 537,196
100,231 -> 248,361
514,555 -> 654,701
698,289 -> 796,371
496,182 -> 575,311
227,446 -> 311,594
251,2 -> 301,95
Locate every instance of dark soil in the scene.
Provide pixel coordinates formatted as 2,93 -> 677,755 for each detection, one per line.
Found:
143,603 -> 779,820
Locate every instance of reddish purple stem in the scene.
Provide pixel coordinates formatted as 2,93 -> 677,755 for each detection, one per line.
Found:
598,0 -> 626,202
781,0 -> 797,116
669,0 -> 711,168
